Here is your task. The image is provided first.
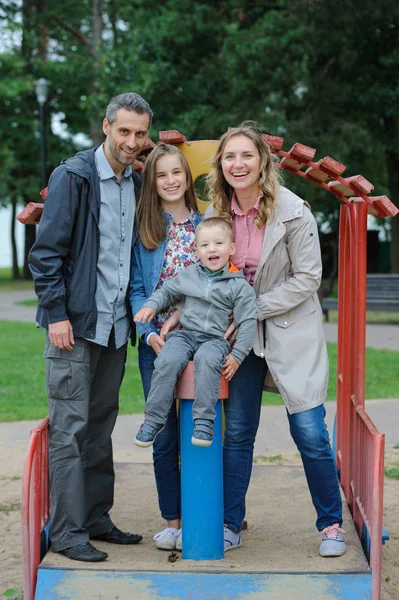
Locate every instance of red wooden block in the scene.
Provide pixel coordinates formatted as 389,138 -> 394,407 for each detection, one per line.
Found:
17,203 -> 44,225
350,195 -> 399,218
288,143 -> 316,162
317,156 -> 346,176
139,138 -> 157,156
305,157 -> 346,183
262,134 -> 284,152
159,130 -> 187,144
370,195 -> 398,217
329,175 -> 374,196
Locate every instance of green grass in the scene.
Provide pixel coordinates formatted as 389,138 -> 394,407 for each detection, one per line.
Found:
0,267 -> 33,292
14,299 -> 37,307
326,309 -> 399,325
0,321 -> 398,421
384,467 -> 399,480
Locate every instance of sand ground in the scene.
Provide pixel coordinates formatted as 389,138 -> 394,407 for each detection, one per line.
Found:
1,445 -> 398,599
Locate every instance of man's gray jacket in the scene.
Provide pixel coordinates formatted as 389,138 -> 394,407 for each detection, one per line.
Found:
144,262 -> 257,365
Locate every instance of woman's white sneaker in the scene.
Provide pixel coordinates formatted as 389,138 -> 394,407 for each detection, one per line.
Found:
319,524 -> 346,557
153,527 -> 181,550
224,525 -> 242,552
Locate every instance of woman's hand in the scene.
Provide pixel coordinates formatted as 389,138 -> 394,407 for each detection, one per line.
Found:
148,334 -> 165,355
160,309 -> 182,340
134,307 -> 155,323
222,354 -> 239,381
224,316 -> 238,345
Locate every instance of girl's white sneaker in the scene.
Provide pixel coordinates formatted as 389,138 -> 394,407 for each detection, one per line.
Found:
153,527 -> 181,550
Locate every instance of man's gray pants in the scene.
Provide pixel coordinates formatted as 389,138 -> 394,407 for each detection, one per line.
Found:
145,330 -> 230,425
44,329 -> 127,552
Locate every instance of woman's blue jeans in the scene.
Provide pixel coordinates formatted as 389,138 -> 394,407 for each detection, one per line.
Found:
224,350 -> 342,533
138,341 -> 181,521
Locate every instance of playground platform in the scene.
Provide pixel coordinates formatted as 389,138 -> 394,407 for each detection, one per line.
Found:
35,462 -> 371,599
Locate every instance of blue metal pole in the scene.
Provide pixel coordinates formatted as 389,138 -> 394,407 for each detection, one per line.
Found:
180,398 -> 224,560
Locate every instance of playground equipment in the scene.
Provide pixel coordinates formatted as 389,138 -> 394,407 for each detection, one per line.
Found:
176,361 -> 228,561
20,131 -> 398,599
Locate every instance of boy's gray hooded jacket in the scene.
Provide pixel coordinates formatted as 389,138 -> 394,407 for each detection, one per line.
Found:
144,262 -> 257,365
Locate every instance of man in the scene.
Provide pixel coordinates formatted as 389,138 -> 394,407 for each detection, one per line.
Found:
29,92 -> 153,562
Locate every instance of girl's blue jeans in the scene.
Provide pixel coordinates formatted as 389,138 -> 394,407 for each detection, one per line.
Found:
138,341 -> 181,521
139,342 -> 342,532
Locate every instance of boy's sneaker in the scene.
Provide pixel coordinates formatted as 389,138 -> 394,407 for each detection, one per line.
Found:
319,524 -> 346,557
153,527 -> 181,550
224,525 -> 242,552
134,420 -> 165,447
192,419 -> 214,447
175,529 -> 182,551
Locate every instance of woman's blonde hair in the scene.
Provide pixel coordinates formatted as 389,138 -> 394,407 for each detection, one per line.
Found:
206,122 -> 281,229
136,143 -> 199,250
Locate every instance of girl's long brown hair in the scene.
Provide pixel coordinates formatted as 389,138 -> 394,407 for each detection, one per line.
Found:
136,143 -> 199,250
206,123 -> 281,229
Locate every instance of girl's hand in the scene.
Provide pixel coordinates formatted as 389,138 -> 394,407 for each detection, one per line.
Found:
134,307 -> 155,323
224,316 -> 238,345
148,334 -> 165,355
160,309 -> 182,340
222,354 -> 239,381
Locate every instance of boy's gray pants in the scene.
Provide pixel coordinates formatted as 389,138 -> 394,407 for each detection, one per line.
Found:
44,329 -> 127,552
145,330 -> 230,424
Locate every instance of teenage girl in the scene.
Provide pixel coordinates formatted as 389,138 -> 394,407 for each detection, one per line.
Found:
128,142 -> 202,551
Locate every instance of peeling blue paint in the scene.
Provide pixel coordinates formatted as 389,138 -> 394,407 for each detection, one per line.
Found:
35,568 -> 372,599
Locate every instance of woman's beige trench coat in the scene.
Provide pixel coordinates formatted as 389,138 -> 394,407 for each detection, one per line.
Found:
206,186 -> 328,414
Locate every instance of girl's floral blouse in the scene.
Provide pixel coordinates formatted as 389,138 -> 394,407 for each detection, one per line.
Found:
154,212 -> 199,331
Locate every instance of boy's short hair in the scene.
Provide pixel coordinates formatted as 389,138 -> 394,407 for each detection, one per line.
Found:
195,216 -> 233,241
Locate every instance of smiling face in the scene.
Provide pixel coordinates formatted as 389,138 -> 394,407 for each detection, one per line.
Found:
155,154 -> 188,209
102,108 -> 150,175
221,134 -> 261,196
196,224 -> 235,272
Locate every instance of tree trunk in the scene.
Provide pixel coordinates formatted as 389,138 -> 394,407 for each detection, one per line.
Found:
10,195 -> 20,280
385,150 -> 399,273
89,0 -> 104,146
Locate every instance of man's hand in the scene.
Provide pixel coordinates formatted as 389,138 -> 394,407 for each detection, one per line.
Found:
148,333 -> 165,355
134,307 -> 155,323
222,354 -> 239,381
49,320 -> 75,351
160,309 -> 182,340
224,316 -> 238,345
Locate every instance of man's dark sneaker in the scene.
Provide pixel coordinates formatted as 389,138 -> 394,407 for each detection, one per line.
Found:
192,419 -> 214,447
91,526 -> 143,545
134,420 -> 165,447
60,542 -> 108,562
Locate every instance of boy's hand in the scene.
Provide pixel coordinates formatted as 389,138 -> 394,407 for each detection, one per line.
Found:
222,354 -> 239,381
134,307 -> 155,323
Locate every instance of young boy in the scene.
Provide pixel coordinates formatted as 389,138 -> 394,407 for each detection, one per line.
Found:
133,217 -> 257,447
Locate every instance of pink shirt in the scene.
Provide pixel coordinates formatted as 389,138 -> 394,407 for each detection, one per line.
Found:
230,194 -> 266,285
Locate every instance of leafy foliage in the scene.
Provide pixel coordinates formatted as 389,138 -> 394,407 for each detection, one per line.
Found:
1,0 -> 398,274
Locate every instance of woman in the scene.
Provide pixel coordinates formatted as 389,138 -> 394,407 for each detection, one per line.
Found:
206,123 -> 345,557
129,143 -> 202,550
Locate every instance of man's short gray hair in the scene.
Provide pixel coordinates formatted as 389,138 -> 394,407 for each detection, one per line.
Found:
105,92 -> 153,124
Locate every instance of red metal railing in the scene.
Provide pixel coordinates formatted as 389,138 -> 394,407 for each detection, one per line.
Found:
335,202 -> 386,600
22,417 -> 50,600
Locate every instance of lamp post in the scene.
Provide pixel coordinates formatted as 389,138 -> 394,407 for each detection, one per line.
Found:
35,78 -> 48,189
